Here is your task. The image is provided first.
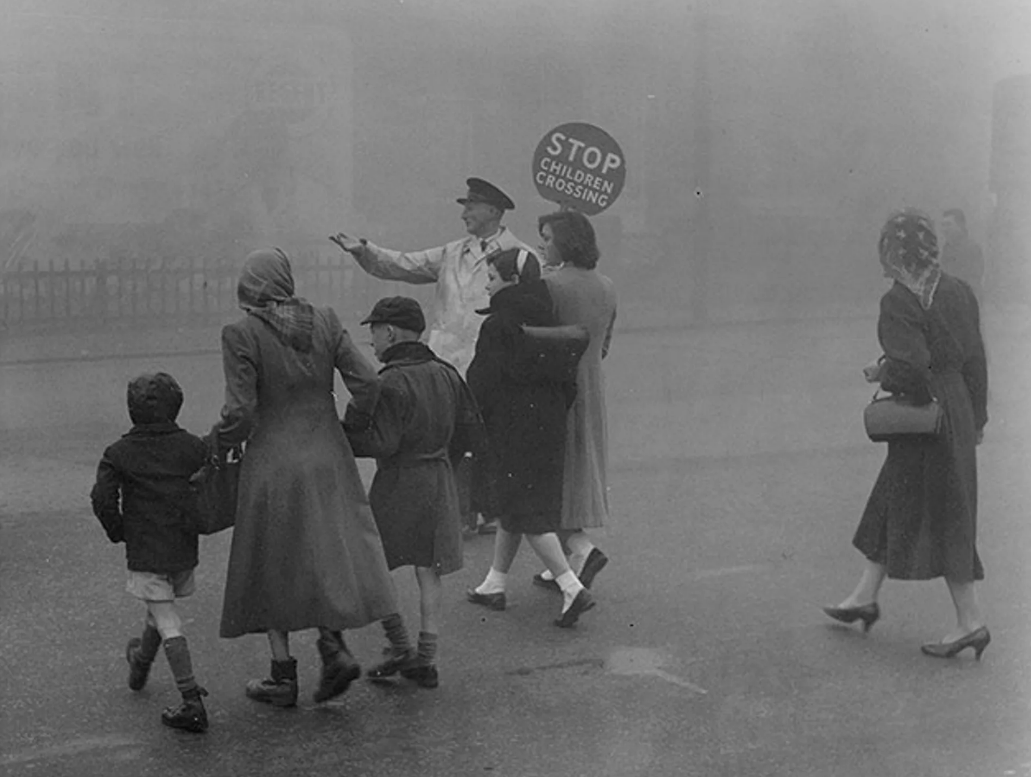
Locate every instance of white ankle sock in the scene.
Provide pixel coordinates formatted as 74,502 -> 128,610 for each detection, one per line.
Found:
556,570 -> 584,611
476,568 -> 506,594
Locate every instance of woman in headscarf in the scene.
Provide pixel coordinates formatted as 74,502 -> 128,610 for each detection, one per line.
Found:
824,210 -> 990,659
215,248 -> 396,706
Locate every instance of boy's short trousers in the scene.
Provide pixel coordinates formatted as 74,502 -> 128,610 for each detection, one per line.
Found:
126,569 -> 196,601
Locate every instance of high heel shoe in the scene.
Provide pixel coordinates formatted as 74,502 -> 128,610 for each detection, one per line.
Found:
920,626 -> 991,660
822,602 -> 880,633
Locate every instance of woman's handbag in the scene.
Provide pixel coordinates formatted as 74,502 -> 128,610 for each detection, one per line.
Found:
190,443 -> 243,535
863,390 -> 943,442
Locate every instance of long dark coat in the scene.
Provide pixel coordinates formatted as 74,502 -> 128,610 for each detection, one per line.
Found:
853,274 -> 988,582
216,307 -> 397,637
344,341 -> 484,576
466,280 -> 582,532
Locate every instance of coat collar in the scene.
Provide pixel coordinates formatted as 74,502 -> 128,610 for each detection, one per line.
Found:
380,341 -> 437,370
124,421 -> 181,438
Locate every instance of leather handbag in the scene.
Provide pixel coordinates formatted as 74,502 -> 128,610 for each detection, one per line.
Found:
190,443 -> 243,535
863,390 -> 943,442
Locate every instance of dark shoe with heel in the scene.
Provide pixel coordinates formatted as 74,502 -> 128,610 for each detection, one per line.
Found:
578,549 -> 609,590
161,687 -> 209,733
466,589 -> 506,611
822,602 -> 880,633
554,589 -> 596,628
920,626 -> 991,660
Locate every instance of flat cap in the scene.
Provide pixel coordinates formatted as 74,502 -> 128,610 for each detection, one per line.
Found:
360,296 -> 426,333
456,177 -> 515,211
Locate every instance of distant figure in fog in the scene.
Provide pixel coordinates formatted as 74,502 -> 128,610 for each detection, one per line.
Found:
343,296 -> 485,690
529,210 -> 617,594
465,248 -> 594,627
331,177 -> 534,536
940,208 -> 985,302
825,210 -> 990,660
214,248 -> 396,707
90,372 -> 210,733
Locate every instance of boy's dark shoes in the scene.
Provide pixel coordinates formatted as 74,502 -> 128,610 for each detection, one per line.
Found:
399,661 -> 439,689
246,659 -> 299,708
161,687 -> 208,733
366,647 -> 417,680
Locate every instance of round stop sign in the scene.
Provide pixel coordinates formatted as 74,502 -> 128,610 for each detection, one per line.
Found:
532,122 -> 626,215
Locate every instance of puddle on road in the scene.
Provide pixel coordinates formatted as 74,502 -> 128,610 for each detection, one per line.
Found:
606,647 -> 708,695
507,647 -> 707,695
691,563 -> 771,579
1,734 -> 140,766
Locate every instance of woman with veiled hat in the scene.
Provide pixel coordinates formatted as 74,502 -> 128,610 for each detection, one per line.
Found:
824,210 -> 990,659
214,248 -> 396,706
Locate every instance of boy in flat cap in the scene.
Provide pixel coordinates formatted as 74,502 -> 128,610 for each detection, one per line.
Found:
343,297 -> 485,689
90,372 -> 210,733
331,178 -> 532,536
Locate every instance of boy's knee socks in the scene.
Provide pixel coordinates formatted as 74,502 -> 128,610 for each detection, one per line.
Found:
138,623 -> 162,664
382,613 -> 412,653
416,631 -> 438,665
163,636 -> 198,694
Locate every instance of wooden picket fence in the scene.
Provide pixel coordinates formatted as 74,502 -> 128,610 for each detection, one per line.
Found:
0,247 -> 424,330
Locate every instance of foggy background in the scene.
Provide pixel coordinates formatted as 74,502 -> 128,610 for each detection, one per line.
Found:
3,5 -> 1031,772
1,0 -> 1029,324
0,0 -> 1029,433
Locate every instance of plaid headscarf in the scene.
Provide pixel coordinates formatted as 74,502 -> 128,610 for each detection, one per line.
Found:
237,248 -> 314,352
878,209 -> 942,310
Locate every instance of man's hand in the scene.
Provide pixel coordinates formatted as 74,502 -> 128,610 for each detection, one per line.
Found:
329,232 -> 365,255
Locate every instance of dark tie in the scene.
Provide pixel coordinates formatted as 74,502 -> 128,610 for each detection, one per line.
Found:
480,239 -> 489,254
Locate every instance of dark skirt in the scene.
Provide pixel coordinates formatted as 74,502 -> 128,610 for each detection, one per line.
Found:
853,372 -> 983,582
500,510 -> 558,536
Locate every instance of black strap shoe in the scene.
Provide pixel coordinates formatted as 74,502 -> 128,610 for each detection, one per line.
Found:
554,589 -> 596,628
466,589 -> 506,611
578,549 -> 609,590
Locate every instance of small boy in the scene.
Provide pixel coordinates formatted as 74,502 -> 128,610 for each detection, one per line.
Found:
90,372 -> 210,733
343,297 -> 485,689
